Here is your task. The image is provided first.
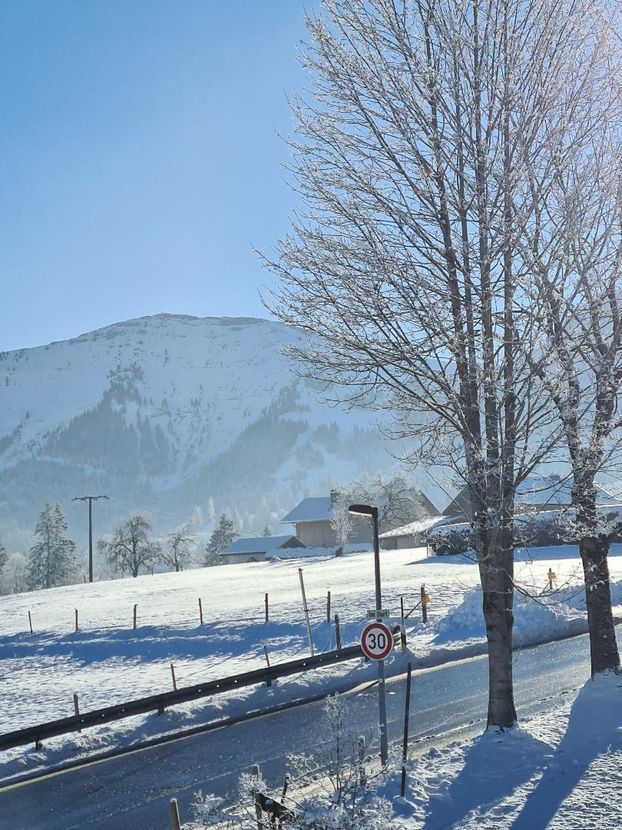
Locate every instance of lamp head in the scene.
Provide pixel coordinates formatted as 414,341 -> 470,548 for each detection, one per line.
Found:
348,503 -> 378,518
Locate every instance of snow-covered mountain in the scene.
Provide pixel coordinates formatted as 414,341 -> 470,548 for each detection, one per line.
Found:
0,314 -> 418,543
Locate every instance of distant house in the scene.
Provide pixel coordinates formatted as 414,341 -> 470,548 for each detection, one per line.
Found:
426,474 -> 622,555
282,488 -> 441,548
220,534 -> 304,564
379,515 -> 449,550
442,474 -> 622,522
281,492 -> 373,547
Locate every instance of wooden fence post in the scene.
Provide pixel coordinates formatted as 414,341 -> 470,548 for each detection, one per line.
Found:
334,613 -> 342,650
198,597 -> 204,626
548,568 -> 556,591
358,735 -> 367,789
133,603 -> 138,630
28,611 -> 33,635
169,797 -> 181,830
75,609 -> 79,632
421,585 -> 428,624
264,592 -> 269,623
298,568 -> 314,656
170,663 -> 177,691
326,590 -> 331,623
251,765 -> 262,830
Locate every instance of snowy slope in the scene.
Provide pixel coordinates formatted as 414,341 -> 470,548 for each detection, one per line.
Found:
2,541 -> 620,783
0,314 -> 425,540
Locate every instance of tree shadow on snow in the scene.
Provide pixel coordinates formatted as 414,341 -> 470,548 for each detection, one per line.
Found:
510,672 -> 622,829
0,620 -> 314,665
422,726 -> 552,830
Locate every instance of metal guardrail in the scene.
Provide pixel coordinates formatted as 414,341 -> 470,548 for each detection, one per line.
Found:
0,644 -> 364,751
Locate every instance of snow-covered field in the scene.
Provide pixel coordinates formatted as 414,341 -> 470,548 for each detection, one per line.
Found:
2,543 -> 622,782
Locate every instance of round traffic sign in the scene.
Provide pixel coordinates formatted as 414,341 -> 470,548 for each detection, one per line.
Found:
360,620 -> 393,660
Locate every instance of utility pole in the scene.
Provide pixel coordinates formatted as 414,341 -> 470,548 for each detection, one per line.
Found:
72,495 -> 109,583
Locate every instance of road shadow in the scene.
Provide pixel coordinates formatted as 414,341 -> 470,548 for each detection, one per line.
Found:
422,726 -> 552,830
511,672 -> 622,829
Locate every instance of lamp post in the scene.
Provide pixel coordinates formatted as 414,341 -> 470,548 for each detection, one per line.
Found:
348,503 -> 389,766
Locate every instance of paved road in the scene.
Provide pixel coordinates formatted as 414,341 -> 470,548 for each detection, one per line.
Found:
0,635 -> 591,830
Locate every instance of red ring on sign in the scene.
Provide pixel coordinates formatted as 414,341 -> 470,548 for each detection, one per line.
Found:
360,621 -> 393,660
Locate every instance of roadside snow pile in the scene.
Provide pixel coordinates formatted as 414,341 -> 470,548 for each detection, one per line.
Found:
433,581 -> 600,647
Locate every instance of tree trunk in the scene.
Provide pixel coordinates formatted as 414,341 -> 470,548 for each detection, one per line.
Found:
478,528 -> 517,728
580,535 -> 619,675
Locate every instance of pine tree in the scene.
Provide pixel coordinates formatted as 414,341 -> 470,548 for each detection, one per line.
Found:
27,502 -> 77,589
205,514 -> 238,564
262,525 -> 272,537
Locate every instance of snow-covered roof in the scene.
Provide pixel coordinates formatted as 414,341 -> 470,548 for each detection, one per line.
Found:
444,474 -> 622,517
221,535 -> 300,555
379,515 -> 452,539
282,497 -> 333,524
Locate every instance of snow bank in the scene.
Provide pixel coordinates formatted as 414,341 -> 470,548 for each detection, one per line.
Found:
434,581 -> 598,647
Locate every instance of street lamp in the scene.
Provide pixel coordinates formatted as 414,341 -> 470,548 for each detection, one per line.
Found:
348,503 -> 389,766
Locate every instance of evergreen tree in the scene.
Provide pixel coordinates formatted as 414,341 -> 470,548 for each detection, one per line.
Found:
0,542 -> 7,577
205,514 -> 238,565
262,525 -> 272,537
27,502 -> 77,589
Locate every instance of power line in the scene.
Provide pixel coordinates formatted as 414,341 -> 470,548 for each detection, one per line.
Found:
72,495 -> 109,583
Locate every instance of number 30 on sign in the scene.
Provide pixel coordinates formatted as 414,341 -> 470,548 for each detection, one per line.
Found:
360,620 -> 394,660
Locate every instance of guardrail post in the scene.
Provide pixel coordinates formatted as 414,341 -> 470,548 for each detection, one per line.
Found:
169,798 -> 181,830
400,662 -> 413,797
400,597 -> 407,650
73,693 -> 81,732
263,645 -> 272,687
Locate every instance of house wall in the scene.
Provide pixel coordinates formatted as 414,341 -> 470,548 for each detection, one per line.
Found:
296,520 -> 336,547
294,518 -> 373,547
220,552 -> 263,564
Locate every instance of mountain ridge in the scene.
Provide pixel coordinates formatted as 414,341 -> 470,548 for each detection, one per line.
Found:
0,314 -> 425,549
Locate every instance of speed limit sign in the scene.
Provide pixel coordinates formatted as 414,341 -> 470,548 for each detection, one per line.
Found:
360,620 -> 393,660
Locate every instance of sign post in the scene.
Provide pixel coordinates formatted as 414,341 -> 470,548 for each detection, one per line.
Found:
349,502 -> 390,766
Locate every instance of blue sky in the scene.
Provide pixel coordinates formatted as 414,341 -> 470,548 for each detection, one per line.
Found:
0,1 -> 314,351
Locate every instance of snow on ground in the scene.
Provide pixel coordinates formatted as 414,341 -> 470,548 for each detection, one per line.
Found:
387,671 -> 622,828
183,672 -> 622,829
2,543 -> 622,782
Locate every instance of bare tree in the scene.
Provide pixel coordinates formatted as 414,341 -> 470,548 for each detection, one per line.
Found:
330,492 -> 353,553
98,515 -> 160,578
521,76 -> 622,673
264,0 -> 614,726
160,524 -> 194,572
